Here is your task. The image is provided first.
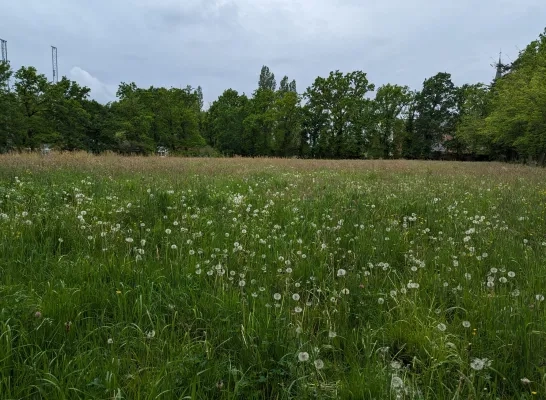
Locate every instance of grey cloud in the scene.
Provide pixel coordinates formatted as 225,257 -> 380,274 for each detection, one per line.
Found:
2,0 -> 545,104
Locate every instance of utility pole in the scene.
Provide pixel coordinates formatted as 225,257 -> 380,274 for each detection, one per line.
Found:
51,45 -> 58,83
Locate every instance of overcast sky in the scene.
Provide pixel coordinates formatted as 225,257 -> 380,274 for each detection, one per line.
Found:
3,0 -> 545,105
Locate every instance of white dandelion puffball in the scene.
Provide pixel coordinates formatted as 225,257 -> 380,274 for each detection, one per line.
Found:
314,359 -> 324,369
391,376 -> 404,390
298,352 -> 309,362
470,357 -> 491,371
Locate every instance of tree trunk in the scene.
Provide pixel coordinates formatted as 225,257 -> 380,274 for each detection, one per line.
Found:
538,151 -> 546,167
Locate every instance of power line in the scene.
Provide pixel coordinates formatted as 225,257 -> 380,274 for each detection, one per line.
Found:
51,45 -> 58,83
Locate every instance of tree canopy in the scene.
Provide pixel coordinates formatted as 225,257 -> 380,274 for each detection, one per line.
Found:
1,28 -> 545,164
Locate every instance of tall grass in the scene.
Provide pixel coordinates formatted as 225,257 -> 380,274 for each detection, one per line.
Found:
0,153 -> 545,399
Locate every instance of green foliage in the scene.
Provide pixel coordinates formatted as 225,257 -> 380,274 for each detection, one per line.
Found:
243,88 -> 277,156
456,84 -> 491,156
273,90 -> 302,157
1,28 -> 546,161
370,84 -> 411,158
258,65 -> 276,91
484,30 -> 546,164
405,73 -> 458,159
0,62 -> 21,152
1,158 -> 546,398
205,89 -> 249,155
304,70 -> 375,158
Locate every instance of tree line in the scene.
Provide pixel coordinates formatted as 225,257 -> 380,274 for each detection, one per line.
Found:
0,28 -> 545,163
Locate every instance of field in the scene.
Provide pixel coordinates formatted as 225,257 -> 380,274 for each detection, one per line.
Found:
1,153 -> 546,399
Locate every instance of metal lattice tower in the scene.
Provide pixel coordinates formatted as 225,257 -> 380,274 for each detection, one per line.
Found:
0,39 -> 7,64
51,46 -> 58,83
1,39 -> 8,90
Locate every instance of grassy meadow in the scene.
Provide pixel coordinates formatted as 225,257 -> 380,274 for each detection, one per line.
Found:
1,153 -> 546,399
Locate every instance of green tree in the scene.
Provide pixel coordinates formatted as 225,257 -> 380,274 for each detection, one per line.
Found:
407,73 -> 458,159
455,83 -> 491,157
279,76 -> 289,93
46,77 -> 91,150
205,89 -> 249,155
13,66 -> 52,149
273,90 -> 302,156
304,70 -> 375,158
484,29 -> 546,164
289,79 -> 297,93
371,84 -> 411,158
243,88 -> 276,156
107,83 -> 206,154
258,66 -> 276,91
0,62 -> 21,152
82,99 -> 115,153
109,82 -> 155,153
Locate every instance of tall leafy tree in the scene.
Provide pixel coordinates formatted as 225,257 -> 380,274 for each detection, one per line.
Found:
13,66 -> 54,149
273,89 -> 302,156
304,70 -> 375,158
455,83 -> 491,157
243,88 -> 276,156
371,84 -> 411,158
407,73 -> 458,158
109,82 -> 155,153
195,86 -> 204,111
83,99 -> 114,153
0,62 -> 21,151
289,79 -> 297,93
279,76 -> 297,94
46,77 -> 91,150
258,66 -> 276,91
205,89 -> 249,155
279,76 -> 290,93
484,29 -> 546,164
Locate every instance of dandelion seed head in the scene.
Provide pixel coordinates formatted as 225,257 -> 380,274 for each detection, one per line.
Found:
314,359 -> 324,369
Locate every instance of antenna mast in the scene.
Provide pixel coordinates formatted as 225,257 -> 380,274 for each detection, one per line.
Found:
0,38 -> 7,64
51,45 -> 58,83
1,38 -> 9,90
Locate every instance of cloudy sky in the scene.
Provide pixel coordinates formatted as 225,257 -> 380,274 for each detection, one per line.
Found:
3,0 -> 545,104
